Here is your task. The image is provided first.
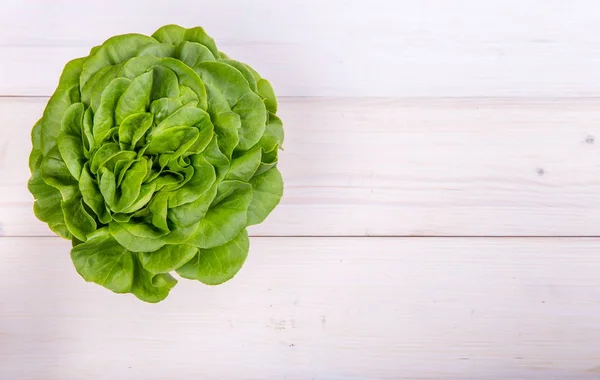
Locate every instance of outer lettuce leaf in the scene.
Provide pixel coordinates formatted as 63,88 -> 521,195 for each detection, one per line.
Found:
71,228 -> 135,293
71,228 -> 177,302
177,229 -> 249,285
247,167 -> 284,225
188,181 -> 252,249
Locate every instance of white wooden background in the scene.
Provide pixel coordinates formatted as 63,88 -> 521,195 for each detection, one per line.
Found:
2,1 -> 600,379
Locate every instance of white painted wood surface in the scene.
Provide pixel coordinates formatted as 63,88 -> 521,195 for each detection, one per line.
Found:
1,1 -> 600,379
3,97 -> 600,237
2,0 -> 600,97
2,237 -> 600,380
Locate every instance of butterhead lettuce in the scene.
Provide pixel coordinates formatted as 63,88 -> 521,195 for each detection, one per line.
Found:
28,25 -> 284,302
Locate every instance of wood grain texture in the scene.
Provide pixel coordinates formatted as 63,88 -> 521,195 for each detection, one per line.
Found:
3,97 -> 600,237
2,0 -> 600,96
1,237 -> 600,379
3,2 -> 600,378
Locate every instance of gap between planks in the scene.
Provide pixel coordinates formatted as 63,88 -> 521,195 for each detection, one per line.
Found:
3,235 -> 600,239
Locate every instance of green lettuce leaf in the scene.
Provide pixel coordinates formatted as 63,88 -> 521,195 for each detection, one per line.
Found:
177,229 -> 249,285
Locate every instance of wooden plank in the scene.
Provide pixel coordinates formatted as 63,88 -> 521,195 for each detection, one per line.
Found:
1,236 -> 600,379
2,0 -> 600,96
3,97 -> 600,237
